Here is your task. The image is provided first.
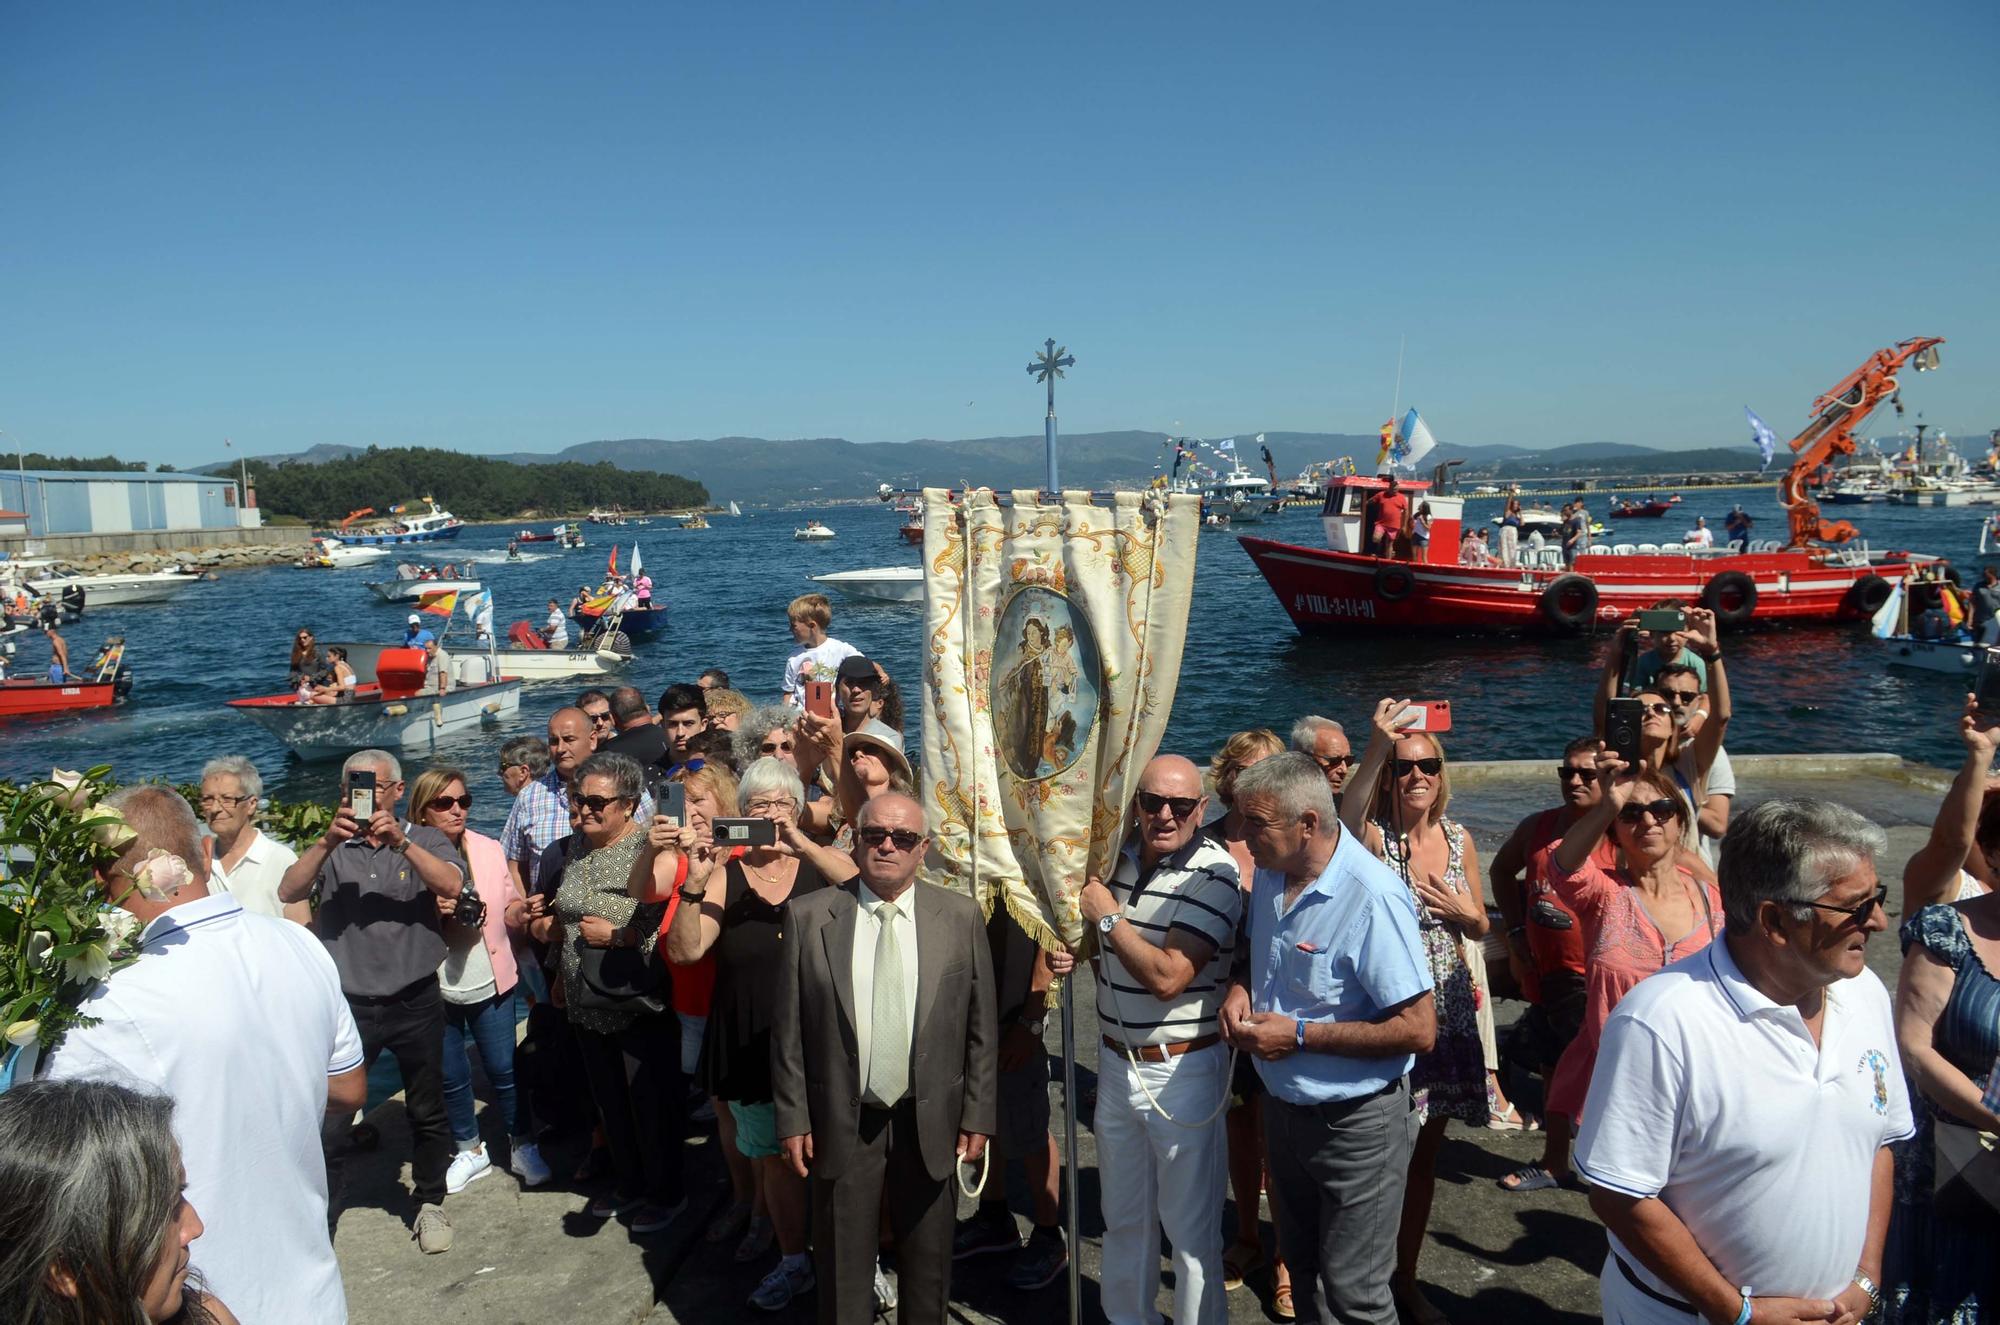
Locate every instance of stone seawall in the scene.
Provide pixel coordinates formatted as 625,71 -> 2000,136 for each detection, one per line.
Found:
1,525 -> 312,573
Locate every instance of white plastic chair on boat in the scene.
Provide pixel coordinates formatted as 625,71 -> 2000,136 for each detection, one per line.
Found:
1541,547 -> 1565,568
1662,542 -> 1687,553
1727,539 -> 1745,554
1636,543 -> 1660,555
1613,543 -> 1636,555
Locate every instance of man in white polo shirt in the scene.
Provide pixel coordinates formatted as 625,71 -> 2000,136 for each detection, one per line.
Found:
1576,798 -> 1910,1325
199,753 -> 310,924
45,785 -> 367,1324
1080,753 -> 1241,1325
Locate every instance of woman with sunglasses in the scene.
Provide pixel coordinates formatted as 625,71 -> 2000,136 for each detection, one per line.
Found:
1342,698 -> 1494,1325
644,757 -> 841,1309
287,629 -> 322,689
1207,729 -> 1294,1316
1542,750 -> 1721,1176
737,705 -> 844,840
408,765 -> 547,1193
550,752 -> 684,1234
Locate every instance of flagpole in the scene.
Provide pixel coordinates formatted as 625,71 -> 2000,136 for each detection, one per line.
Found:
1061,973 -> 1081,1325
1390,333 -> 1407,426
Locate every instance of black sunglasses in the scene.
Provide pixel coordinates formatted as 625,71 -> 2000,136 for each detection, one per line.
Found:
1393,757 -> 1443,778
1310,753 -> 1354,771
858,826 -> 925,852
1800,884 -> 1889,926
570,793 -> 631,813
1135,790 -> 1201,819
1660,689 -> 1701,706
1617,798 -> 1680,825
585,710 -> 615,724
1555,765 -> 1595,781
427,794 -> 472,812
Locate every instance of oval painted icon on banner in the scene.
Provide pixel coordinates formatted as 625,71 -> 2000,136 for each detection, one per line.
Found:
991,586 -> 1102,783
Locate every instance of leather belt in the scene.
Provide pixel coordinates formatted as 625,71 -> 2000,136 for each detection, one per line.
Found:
1103,1032 -> 1221,1063
1614,1253 -> 1696,1314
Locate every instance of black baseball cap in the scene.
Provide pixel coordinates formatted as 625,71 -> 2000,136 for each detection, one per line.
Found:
837,656 -> 881,684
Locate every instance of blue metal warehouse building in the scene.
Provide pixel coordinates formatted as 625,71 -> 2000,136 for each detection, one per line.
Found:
0,470 -> 256,539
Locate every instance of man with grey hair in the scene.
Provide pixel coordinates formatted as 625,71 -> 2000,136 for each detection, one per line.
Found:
1290,715 -> 1354,804
772,791 -> 997,1324
47,785 -> 367,1322
496,734 -> 550,797
1219,751 -> 1434,1325
280,748 -> 468,1255
1576,799 -> 1908,1325
199,754 -> 310,924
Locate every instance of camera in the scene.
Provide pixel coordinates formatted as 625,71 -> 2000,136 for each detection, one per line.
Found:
452,889 -> 488,930
1605,697 -> 1645,769
711,817 -> 778,848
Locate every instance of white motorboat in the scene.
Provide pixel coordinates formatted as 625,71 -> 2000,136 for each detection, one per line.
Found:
794,521 -> 837,541
810,566 -> 924,605
227,648 -> 521,761
1880,634 -> 1986,676
296,537 -> 391,569
326,498 -> 464,546
1206,463 -> 1274,524
364,576 -> 482,603
320,633 -> 633,684
25,568 -> 206,607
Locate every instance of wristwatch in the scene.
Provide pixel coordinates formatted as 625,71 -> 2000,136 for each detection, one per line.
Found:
1851,1273 -> 1880,1312
1021,1016 -> 1047,1038
389,837 -> 409,855
1097,911 -> 1121,938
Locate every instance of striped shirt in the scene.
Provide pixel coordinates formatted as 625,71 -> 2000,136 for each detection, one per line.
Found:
1094,834 -> 1242,1047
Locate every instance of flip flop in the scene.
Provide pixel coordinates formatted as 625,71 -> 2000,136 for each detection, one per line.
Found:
1273,1283 -> 1296,1321
1498,1165 -> 1574,1193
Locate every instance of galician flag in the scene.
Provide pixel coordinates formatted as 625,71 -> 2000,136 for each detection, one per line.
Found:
1395,409 -> 1437,471
1216,438 -> 1236,451
1746,407 -> 1779,471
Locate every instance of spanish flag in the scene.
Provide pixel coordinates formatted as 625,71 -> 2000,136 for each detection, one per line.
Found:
1376,419 -> 1398,467
417,589 -> 458,616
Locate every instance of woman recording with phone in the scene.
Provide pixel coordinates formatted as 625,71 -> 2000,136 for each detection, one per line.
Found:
1341,697 -> 1493,1325
1541,750 -> 1722,1172
644,757 -> 836,1310
409,765 -> 545,1192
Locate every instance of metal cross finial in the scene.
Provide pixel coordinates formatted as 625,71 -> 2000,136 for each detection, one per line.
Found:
1027,338 -> 1075,419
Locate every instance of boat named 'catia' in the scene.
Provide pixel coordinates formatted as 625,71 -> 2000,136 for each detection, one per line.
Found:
227,647 -> 519,761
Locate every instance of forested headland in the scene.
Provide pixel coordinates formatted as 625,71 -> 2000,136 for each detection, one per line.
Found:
244,446 -> 708,522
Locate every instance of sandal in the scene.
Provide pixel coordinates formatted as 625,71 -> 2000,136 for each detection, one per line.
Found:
1484,1102 -> 1539,1132
1272,1282 -> 1296,1321
1499,1164 -> 1577,1193
1221,1241 -> 1263,1291
705,1199 -> 753,1244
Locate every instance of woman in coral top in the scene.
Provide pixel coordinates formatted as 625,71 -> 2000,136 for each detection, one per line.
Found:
1543,753 -> 1723,1129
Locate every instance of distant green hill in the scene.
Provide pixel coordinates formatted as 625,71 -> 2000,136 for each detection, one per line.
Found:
243,446 -> 706,523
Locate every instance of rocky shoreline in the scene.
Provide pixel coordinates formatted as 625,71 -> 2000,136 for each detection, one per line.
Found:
40,541 -> 312,578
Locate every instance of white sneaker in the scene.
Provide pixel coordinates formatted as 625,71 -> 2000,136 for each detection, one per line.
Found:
445,1146 -> 492,1195
750,1256 -> 816,1312
873,1260 -> 897,1316
507,1141 -> 551,1188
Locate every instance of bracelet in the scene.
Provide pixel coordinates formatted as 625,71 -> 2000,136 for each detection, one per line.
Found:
1294,1018 -> 1307,1050
1507,925 -> 1527,937
677,886 -> 708,903
1851,1273 -> 1879,1311
1732,1287 -> 1753,1325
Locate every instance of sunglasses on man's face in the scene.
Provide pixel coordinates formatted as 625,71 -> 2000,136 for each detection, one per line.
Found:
427,794 -> 472,812
1310,753 -> 1354,772
857,826 -> 924,852
1617,798 -> 1679,825
1393,757 -> 1443,778
1800,884 -> 1889,927
1661,689 -> 1701,706
760,739 -> 794,754
1135,790 -> 1201,819
571,794 -> 630,814
1555,765 -> 1595,782
586,710 -> 614,725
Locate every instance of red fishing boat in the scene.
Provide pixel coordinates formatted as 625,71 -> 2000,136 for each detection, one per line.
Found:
0,639 -> 134,718
1241,338 -> 1943,635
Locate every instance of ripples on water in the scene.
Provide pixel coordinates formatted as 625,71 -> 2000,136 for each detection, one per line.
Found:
2,491 -> 1983,835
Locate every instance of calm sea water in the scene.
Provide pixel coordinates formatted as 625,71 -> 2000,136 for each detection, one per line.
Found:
2,489 -> 1986,835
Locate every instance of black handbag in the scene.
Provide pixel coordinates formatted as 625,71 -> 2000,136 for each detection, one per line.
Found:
567,934 -> 667,1015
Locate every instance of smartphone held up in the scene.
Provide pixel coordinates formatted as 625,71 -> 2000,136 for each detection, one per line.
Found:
345,769 -> 377,823
1394,701 -> 1452,734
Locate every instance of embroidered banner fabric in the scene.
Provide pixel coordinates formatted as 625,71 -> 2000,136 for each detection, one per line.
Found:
917,487 -> 1199,951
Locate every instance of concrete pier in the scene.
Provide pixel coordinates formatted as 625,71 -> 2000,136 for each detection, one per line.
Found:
329,756 -> 1943,1324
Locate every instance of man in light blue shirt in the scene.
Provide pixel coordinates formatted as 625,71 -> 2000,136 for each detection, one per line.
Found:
1221,752 -> 1434,1325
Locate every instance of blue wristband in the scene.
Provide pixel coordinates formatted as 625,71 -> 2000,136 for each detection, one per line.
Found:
1294,1018 -> 1307,1050
1732,1288 -> 1752,1325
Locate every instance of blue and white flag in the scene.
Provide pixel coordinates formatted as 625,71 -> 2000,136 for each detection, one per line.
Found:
1393,409 -> 1437,471
461,588 -> 494,637
1216,438 -> 1236,451
1747,407 -> 1779,471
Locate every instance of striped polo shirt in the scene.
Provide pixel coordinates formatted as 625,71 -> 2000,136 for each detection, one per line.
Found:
1094,832 -> 1242,1047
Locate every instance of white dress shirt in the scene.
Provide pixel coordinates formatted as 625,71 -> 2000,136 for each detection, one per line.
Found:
208,827 -> 300,920
851,880 -> 921,1105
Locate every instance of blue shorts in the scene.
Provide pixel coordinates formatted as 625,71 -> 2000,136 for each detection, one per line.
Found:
727,1099 -> 780,1159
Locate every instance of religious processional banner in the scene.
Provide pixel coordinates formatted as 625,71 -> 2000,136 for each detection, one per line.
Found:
917,486 -> 1199,952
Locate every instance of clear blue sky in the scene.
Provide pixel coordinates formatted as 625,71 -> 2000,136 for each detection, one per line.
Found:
3,2 -> 1995,469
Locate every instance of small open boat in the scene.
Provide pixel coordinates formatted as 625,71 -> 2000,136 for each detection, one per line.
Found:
0,638 -> 134,718
365,575 -> 482,603
810,567 -> 924,605
794,521 -> 837,541
319,622 -> 633,683
25,568 -> 205,607
1608,495 -> 1681,519
228,646 -> 520,761
296,537 -> 391,569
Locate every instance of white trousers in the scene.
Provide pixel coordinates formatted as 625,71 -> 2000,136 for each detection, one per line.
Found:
1094,1041 -> 1229,1325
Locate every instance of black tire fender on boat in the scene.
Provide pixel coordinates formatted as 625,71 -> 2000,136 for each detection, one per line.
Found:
1845,574 -> 1894,617
1701,570 -> 1759,627
1538,574 -> 1599,631
1374,563 -> 1417,602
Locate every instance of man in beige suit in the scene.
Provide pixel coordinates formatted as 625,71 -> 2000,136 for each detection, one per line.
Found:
773,792 -> 998,1324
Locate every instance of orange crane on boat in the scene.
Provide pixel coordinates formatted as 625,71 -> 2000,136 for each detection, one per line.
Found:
1779,336 -> 1943,548
336,507 -> 376,531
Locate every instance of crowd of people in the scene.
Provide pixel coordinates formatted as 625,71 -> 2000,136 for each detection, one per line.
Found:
2,586 -> 1995,1325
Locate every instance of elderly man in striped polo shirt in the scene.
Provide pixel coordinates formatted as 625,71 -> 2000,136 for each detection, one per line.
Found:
1080,753 -> 1242,1325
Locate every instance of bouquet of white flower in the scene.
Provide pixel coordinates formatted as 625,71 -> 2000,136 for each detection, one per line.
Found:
1,766 -> 148,1085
